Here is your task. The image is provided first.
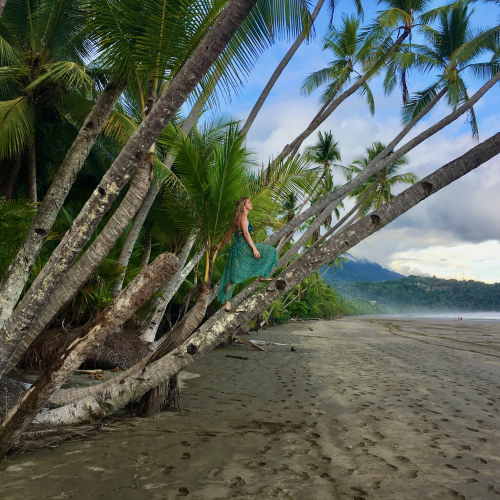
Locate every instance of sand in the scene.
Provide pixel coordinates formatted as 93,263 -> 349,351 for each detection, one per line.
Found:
1,316 -> 499,499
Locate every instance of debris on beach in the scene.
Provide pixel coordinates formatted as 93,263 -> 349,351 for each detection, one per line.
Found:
291,347 -> 296,351
226,354 -> 248,360
248,340 -> 289,346
234,336 -> 266,351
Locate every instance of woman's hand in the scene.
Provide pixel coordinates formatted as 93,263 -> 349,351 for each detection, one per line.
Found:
216,243 -> 222,250
253,248 -> 260,259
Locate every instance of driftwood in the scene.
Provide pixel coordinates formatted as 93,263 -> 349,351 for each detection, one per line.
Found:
226,354 -> 248,360
233,336 -> 266,351
75,369 -> 103,374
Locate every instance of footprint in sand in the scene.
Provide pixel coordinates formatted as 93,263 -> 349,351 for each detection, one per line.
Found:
180,441 -> 191,447
396,456 -> 410,463
177,487 -> 189,496
447,489 -> 465,499
228,476 -> 245,488
181,453 -> 191,459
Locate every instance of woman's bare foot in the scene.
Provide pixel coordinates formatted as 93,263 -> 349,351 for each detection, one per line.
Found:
225,302 -> 231,312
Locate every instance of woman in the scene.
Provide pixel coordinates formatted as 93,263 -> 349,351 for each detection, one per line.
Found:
217,197 -> 278,312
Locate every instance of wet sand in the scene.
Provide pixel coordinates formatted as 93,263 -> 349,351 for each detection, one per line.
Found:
1,317 -> 500,499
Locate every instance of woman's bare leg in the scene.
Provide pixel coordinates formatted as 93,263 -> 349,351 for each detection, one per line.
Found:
225,283 -> 232,311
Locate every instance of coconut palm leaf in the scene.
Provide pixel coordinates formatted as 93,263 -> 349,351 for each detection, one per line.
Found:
0,97 -> 36,159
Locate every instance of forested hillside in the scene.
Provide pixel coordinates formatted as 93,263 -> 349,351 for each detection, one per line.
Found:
321,254 -> 403,283
331,276 -> 500,311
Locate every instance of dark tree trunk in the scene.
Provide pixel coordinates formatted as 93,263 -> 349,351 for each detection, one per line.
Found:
0,0 -> 259,373
0,155 -> 21,200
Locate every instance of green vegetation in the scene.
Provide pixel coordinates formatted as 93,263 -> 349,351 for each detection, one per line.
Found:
267,271 -> 389,324
331,276 -> 500,312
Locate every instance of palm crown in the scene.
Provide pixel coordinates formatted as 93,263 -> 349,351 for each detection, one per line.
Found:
348,141 -> 418,217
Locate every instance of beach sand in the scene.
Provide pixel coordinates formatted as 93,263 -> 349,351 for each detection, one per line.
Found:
1,316 -> 500,499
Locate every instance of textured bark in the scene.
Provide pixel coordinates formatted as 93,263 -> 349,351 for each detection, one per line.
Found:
0,252 -> 180,458
0,80 -> 125,330
110,183 -> 160,297
1,160 -> 151,375
263,74 -> 499,249
27,142 -> 36,203
44,133 -> 500,416
279,31 -> 410,160
241,0 -> 324,135
0,154 -> 21,200
39,133 -> 500,423
0,0 -> 258,378
110,83 -> 212,298
140,238 -> 202,343
140,226 -> 152,268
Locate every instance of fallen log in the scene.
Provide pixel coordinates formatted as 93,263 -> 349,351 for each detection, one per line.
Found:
74,369 -> 103,374
234,336 -> 266,351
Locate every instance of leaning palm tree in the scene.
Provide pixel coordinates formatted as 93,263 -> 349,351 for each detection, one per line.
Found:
301,14 -> 375,114
348,141 -> 417,217
389,0 -> 500,139
304,131 -> 344,177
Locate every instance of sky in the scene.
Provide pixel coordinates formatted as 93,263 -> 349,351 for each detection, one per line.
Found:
213,0 -> 500,283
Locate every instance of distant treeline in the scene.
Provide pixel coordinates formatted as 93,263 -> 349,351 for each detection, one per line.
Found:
328,276 -> 500,312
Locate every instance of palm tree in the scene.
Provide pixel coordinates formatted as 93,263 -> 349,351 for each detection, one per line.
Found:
387,0 -> 500,139
301,15 -> 375,114
0,0 -> 95,199
348,141 -> 417,216
304,130 -> 346,179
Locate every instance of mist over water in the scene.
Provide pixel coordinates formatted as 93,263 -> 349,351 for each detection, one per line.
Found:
383,312 -> 500,321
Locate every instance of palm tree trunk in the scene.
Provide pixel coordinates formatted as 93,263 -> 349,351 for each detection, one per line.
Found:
45,131 -> 500,416
0,79 -> 126,330
27,142 -> 36,203
0,251 -> 180,458
0,0 -> 7,17
110,182 -> 161,297
0,154 -> 21,200
140,244 -> 203,343
140,226 -> 152,268
240,0 -> 325,135
279,30 -> 411,160
0,0 -> 258,377
0,159 -> 152,376
110,74 -> 216,298
263,75 -> 497,249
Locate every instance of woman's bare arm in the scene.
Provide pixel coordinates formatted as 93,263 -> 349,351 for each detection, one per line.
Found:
239,215 -> 260,259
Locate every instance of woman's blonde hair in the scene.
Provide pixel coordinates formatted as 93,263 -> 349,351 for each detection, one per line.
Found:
231,197 -> 249,231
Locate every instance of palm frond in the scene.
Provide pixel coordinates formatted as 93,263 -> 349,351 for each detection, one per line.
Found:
0,97 -> 35,159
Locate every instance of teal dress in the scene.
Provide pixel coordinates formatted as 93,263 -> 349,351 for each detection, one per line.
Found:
218,221 -> 278,303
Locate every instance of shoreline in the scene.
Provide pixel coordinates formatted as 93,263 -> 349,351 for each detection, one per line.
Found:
1,317 -> 499,499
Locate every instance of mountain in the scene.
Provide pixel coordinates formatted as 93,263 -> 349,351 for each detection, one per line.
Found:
330,275 -> 500,312
321,253 -> 404,283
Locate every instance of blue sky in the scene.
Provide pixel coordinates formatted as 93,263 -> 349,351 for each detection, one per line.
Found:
215,0 -> 500,282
